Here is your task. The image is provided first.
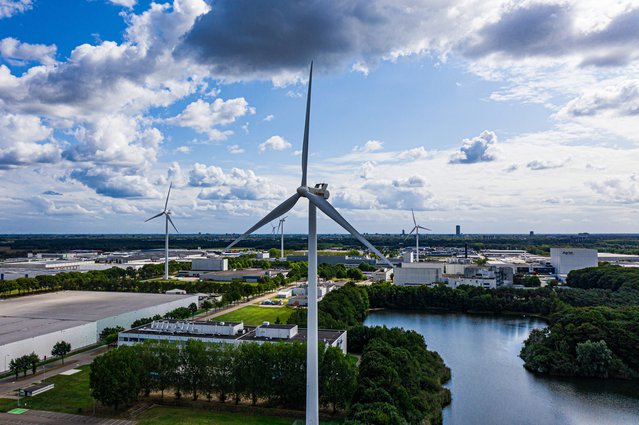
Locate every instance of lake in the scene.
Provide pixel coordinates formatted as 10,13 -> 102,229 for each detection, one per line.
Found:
365,311 -> 639,425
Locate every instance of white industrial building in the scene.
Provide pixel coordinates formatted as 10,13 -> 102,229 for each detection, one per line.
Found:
118,320 -> 347,354
189,257 -> 228,273
393,263 -> 443,286
0,291 -> 198,373
550,248 -> 598,275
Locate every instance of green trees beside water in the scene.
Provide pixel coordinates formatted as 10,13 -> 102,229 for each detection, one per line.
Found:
287,283 -> 451,424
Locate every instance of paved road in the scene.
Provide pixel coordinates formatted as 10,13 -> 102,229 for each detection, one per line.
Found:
0,346 -> 108,399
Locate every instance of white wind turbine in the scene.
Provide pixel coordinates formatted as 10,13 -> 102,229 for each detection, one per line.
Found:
225,62 -> 393,425
270,222 -> 278,239
145,183 -> 179,280
277,216 -> 287,260
406,208 -> 431,262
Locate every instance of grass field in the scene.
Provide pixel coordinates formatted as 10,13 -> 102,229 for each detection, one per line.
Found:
136,406 -> 342,425
0,365 -> 96,415
214,305 -> 295,325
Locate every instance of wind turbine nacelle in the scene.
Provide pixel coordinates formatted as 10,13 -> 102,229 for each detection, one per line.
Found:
310,183 -> 330,199
165,210 -> 173,215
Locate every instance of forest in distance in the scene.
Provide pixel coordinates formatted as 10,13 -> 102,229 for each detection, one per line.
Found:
2,233 -> 639,259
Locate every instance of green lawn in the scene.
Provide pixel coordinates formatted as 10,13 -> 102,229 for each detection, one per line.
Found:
0,365 -> 95,415
214,305 -> 295,325
137,407 -> 342,425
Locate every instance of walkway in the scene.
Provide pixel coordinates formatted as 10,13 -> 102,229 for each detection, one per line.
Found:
0,409 -> 133,424
0,346 -> 108,399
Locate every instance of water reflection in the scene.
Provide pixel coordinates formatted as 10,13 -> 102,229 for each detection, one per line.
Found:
365,311 -> 639,425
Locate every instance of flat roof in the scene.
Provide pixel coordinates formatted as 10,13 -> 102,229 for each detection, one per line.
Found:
123,321 -> 345,345
0,291 -> 197,345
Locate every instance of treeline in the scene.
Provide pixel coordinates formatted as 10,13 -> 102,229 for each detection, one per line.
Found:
0,264 -> 285,300
288,283 -> 451,424
520,306 -> 639,379
366,282 -> 558,316
567,264 -> 639,291
346,326 -> 451,425
519,265 -> 639,379
90,340 -> 356,413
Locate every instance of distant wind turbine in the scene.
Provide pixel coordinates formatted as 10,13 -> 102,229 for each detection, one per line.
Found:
277,216 -> 288,259
225,62 -> 392,425
145,183 -> 178,280
270,222 -> 278,239
406,208 -> 430,262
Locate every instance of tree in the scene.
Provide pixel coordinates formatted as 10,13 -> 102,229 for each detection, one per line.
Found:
52,341 -> 71,364
28,352 -> 39,375
201,300 -> 213,311
99,326 -> 125,344
90,345 -> 144,410
8,358 -> 20,379
188,302 -> 198,315
320,346 -> 357,413
576,340 -> 614,378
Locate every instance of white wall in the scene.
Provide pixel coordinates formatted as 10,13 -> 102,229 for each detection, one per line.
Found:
0,322 -> 96,373
393,265 -> 441,286
550,248 -> 598,275
96,295 -> 199,335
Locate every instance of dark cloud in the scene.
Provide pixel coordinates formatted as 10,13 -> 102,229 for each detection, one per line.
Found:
70,168 -> 151,198
464,3 -> 639,67
42,190 -> 62,196
178,0 -> 426,78
449,130 -> 498,164
465,3 -> 572,59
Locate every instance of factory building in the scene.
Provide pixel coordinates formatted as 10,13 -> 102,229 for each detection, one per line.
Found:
118,320 -> 347,354
189,257 -> 228,273
393,263 -> 443,286
0,291 -> 198,373
550,248 -> 598,275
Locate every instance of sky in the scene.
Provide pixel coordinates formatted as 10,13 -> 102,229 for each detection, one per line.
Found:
0,0 -> 638,235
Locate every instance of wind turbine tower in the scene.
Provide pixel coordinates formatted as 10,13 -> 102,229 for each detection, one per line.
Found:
145,183 -> 179,280
277,216 -> 287,260
407,209 -> 431,262
225,63 -> 393,425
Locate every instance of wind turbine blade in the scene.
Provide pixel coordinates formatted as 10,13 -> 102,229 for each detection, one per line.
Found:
305,192 -> 393,268
404,226 -> 417,241
411,208 -> 417,226
417,225 -> 432,231
164,182 -> 172,211
277,221 -> 283,233
167,215 -> 179,233
226,193 -> 301,250
144,212 -> 165,222
301,62 -> 313,187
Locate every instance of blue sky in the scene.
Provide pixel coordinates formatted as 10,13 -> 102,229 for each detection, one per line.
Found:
0,0 -> 638,234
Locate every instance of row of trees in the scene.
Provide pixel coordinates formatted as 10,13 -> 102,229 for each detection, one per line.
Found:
8,341 -> 71,379
365,282 -> 559,316
90,340 -> 356,412
0,266 -> 285,300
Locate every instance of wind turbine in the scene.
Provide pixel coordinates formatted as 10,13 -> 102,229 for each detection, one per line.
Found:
225,62 -> 393,425
406,208 -> 431,262
145,183 -> 179,280
270,222 -> 278,239
277,216 -> 287,260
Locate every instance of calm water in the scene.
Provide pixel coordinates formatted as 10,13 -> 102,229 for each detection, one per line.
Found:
365,311 -> 639,425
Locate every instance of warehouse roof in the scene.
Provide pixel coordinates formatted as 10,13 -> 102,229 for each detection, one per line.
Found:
0,291 -> 197,345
